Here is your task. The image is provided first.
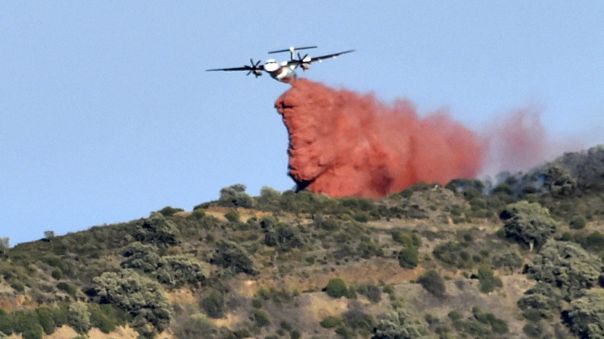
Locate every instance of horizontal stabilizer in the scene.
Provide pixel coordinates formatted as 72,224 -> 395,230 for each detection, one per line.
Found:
268,46 -> 318,54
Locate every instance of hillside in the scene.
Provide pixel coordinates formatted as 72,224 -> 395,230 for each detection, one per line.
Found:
1,146 -> 604,339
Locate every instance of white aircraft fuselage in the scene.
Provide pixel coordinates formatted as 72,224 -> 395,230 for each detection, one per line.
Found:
263,59 -> 297,82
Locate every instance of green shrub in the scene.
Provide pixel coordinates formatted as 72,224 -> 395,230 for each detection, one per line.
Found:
35,307 -> 57,335
523,322 -> 543,338
357,284 -> 382,303
93,269 -> 172,336
133,215 -> 180,247
569,216 -> 587,229
56,282 -> 77,297
391,230 -> 410,246
563,288 -> 604,338
320,316 -> 342,328
500,201 -> 558,251
343,308 -> 374,331
12,310 -> 43,339
210,241 -> 256,275
525,240 -> 601,300
51,269 -> 63,280
325,278 -> 349,298
157,206 -> 184,217
372,308 -> 430,339
476,265 -> 503,293
224,209 -> 241,223
156,255 -> 205,288
67,302 -> 91,334
0,309 -> 14,335
201,290 -> 225,319
417,270 -> 446,298
250,309 -> 270,327
120,242 -> 161,273
517,283 -> 561,320
398,247 -> 419,269
218,184 -> 253,208
581,231 -> 604,253
472,307 -> 508,334
88,303 -> 125,334
174,313 -> 217,339
490,251 -> 523,272
433,241 -> 477,269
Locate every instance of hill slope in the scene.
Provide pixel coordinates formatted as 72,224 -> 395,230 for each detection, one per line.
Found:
1,146 -> 603,339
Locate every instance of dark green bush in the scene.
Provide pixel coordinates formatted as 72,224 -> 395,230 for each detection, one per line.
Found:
12,310 -> 43,339
500,201 -> 558,251
563,288 -> 604,338
201,290 -> 225,319
250,309 -> 270,327
325,278 -> 349,298
476,265 -> 503,293
417,270 -> 446,298
56,282 -> 77,297
174,313 -> 217,339
372,308 -> 430,339
157,206 -> 184,217
569,216 -> 587,229
88,303 -> 125,334
517,283 -> 561,320
320,316 -> 342,328
398,247 -> 419,269
357,284 -> 382,303
0,309 -> 14,335
526,240 -> 601,300
224,209 -> 241,223
343,308 -> 374,331
433,241 -> 477,269
156,255 -> 205,288
210,241 -> 256,275
133,215 -> 180,247
93,269 -> 172,336
522,322 -> 543,338
67,302 -> 91,334
120,242 -> 161,273
35,307 -> 57,335
218,184 -> 254,208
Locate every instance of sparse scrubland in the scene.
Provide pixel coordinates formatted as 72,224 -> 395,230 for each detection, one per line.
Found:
1,146 -> 604,338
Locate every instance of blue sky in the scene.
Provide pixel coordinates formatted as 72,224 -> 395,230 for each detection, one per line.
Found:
1,2 -> 603,244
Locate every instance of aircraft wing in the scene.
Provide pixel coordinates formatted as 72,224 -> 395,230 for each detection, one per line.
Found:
206,66 -> 257,72
309,49 -> 355,63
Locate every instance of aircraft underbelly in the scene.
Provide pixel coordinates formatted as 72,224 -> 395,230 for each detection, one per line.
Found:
272,67 -> 295,82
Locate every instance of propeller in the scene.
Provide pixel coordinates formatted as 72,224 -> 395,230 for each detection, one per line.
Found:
246,58 -> 263,77
296,52 -> 311,70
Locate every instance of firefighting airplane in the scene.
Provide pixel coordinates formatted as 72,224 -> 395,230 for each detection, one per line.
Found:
206,46 -> 354,82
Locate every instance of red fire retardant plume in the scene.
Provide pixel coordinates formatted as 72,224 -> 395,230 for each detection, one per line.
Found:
275,79 -> 486,198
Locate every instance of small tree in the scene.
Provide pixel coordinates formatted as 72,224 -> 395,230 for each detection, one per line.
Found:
517,283 -> 561,320
398,247 -> 419,269
0,237 -> 9,254
93,269 -> 172,336
325,278 -> 349,298
476,265 -> 503,294
68,302 -> 91,334
210,241 -> 256,275
563,288 -> 604,338
156,255 -> 205,288
500,201 -> 558,251
526,240 -> 601,300
201,290 -> 225,319
218,184 -> 253,208
133,215 -> 180,247
44,231 -> 55,240
372,308 -> 430,339
417,270 -> 446,298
